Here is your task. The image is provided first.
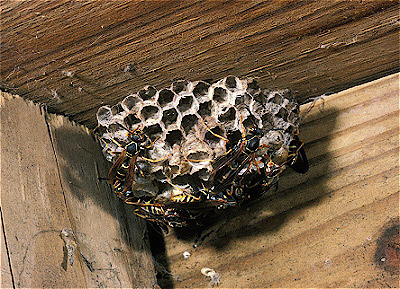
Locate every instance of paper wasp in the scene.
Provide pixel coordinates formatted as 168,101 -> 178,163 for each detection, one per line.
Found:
95,123 -> 170,200
286,134 -> 309,174
209,121 -> 308,202
125,195 -> 202,233
163,180 -> 236,209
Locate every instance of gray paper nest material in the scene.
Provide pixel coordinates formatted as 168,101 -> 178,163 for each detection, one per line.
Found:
95,76 -> 301,199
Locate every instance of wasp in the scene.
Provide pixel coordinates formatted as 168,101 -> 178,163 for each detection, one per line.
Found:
126,195 -> 202,233
96,124 -> 170,200
121,195 -> 183,232
209,120 -> 308,202
210,125 -> 266,187
286,134 -> 309,174
163,180 -> 236,209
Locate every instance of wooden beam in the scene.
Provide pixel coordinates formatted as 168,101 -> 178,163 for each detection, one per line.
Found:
158,73 -> 399,288
1,207 -> 14,288
1,1 -> 398,127
0,92 -> 157,287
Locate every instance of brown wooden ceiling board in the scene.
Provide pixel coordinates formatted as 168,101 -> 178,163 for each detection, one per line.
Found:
1,0 -> 398,128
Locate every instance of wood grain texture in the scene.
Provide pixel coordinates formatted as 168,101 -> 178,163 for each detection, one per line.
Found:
1,0 -> 399,128
0,93 -> 157,288
1,208 -> 14,288
47,114 -> 158,288
0,94 -> 87,287
157,73 -> 399,288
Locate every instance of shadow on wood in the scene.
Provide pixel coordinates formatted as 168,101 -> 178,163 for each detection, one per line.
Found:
158,74 -> 399,287
47,115 -> 158,287
180,107 -> 338,244
0,92 -> 158,288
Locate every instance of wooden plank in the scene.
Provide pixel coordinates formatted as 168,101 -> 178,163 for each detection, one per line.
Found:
158,73 -> 399,287
1,1 -> 398,127
1,208 -> 14,289
46,114 -> 157,288
0,93 -> 87,287
0,92 -> 157,287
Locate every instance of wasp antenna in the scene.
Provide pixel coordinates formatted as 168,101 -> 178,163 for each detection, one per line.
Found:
141,153 -> 171,163
187,158 -> 213,163
166,179 -> 184,192
116,122 -> 143,136
239,114 -> 247,139
200,118 -> 229,142
105,128 -> 121,145
145,136 -> 160,149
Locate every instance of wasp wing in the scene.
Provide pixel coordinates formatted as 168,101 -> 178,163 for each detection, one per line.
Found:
211,141 -> 245,181
287,135 -> 309,174
107,150 -> 127,183
123,155 -> 138,192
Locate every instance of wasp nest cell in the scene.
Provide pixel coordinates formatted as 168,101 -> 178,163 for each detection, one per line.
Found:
96,76 -> 302,200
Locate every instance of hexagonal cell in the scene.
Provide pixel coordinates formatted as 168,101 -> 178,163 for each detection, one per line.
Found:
261,112 -> 274,128
193,81 -> 210,99
162,108 -> 178,126
177,95 -> 193,112
234,93 -> 251,107
266,130 -> 285,149
111,104 -> 124,115
212,87 -> 228,103
251,100 -> 265,117
284,101 -> 297,112
121,95 -> 141,112
143,124 -> 163,141
93,125 -> 107,136
288,110 -> 299,123
285,124 -> 297,135
157,89 -> 175,107
138,86 -> 157,101
242,114 -> 258,128
225,76 -> 238,90
172,80 -> 189,94
186,150 -> 210,162
96,106 -> 112,126
276,107 -> 288,121
108,123 -> 123,134
165,129 -> 183,147
198,101 -> 211,117
218,107 -> 236,123
269,93 -> 284,105
181,114 -> 199,134
123,113 -> 141,129
140,105 -> 160,120
281,89 -> 292,99
246,79 -> 260,95
254,91 -> 268,105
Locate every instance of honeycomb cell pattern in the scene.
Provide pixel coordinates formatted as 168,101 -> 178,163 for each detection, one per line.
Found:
96,76 -> 302,199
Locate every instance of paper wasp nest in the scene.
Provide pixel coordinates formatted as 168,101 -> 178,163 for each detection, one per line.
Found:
96,76 -> 301,198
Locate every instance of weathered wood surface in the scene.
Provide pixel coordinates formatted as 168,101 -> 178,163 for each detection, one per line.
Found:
157,73 -> 400,288
1,208 -> 13,288
1,1 -> 398,128
0,92 -> 157,288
